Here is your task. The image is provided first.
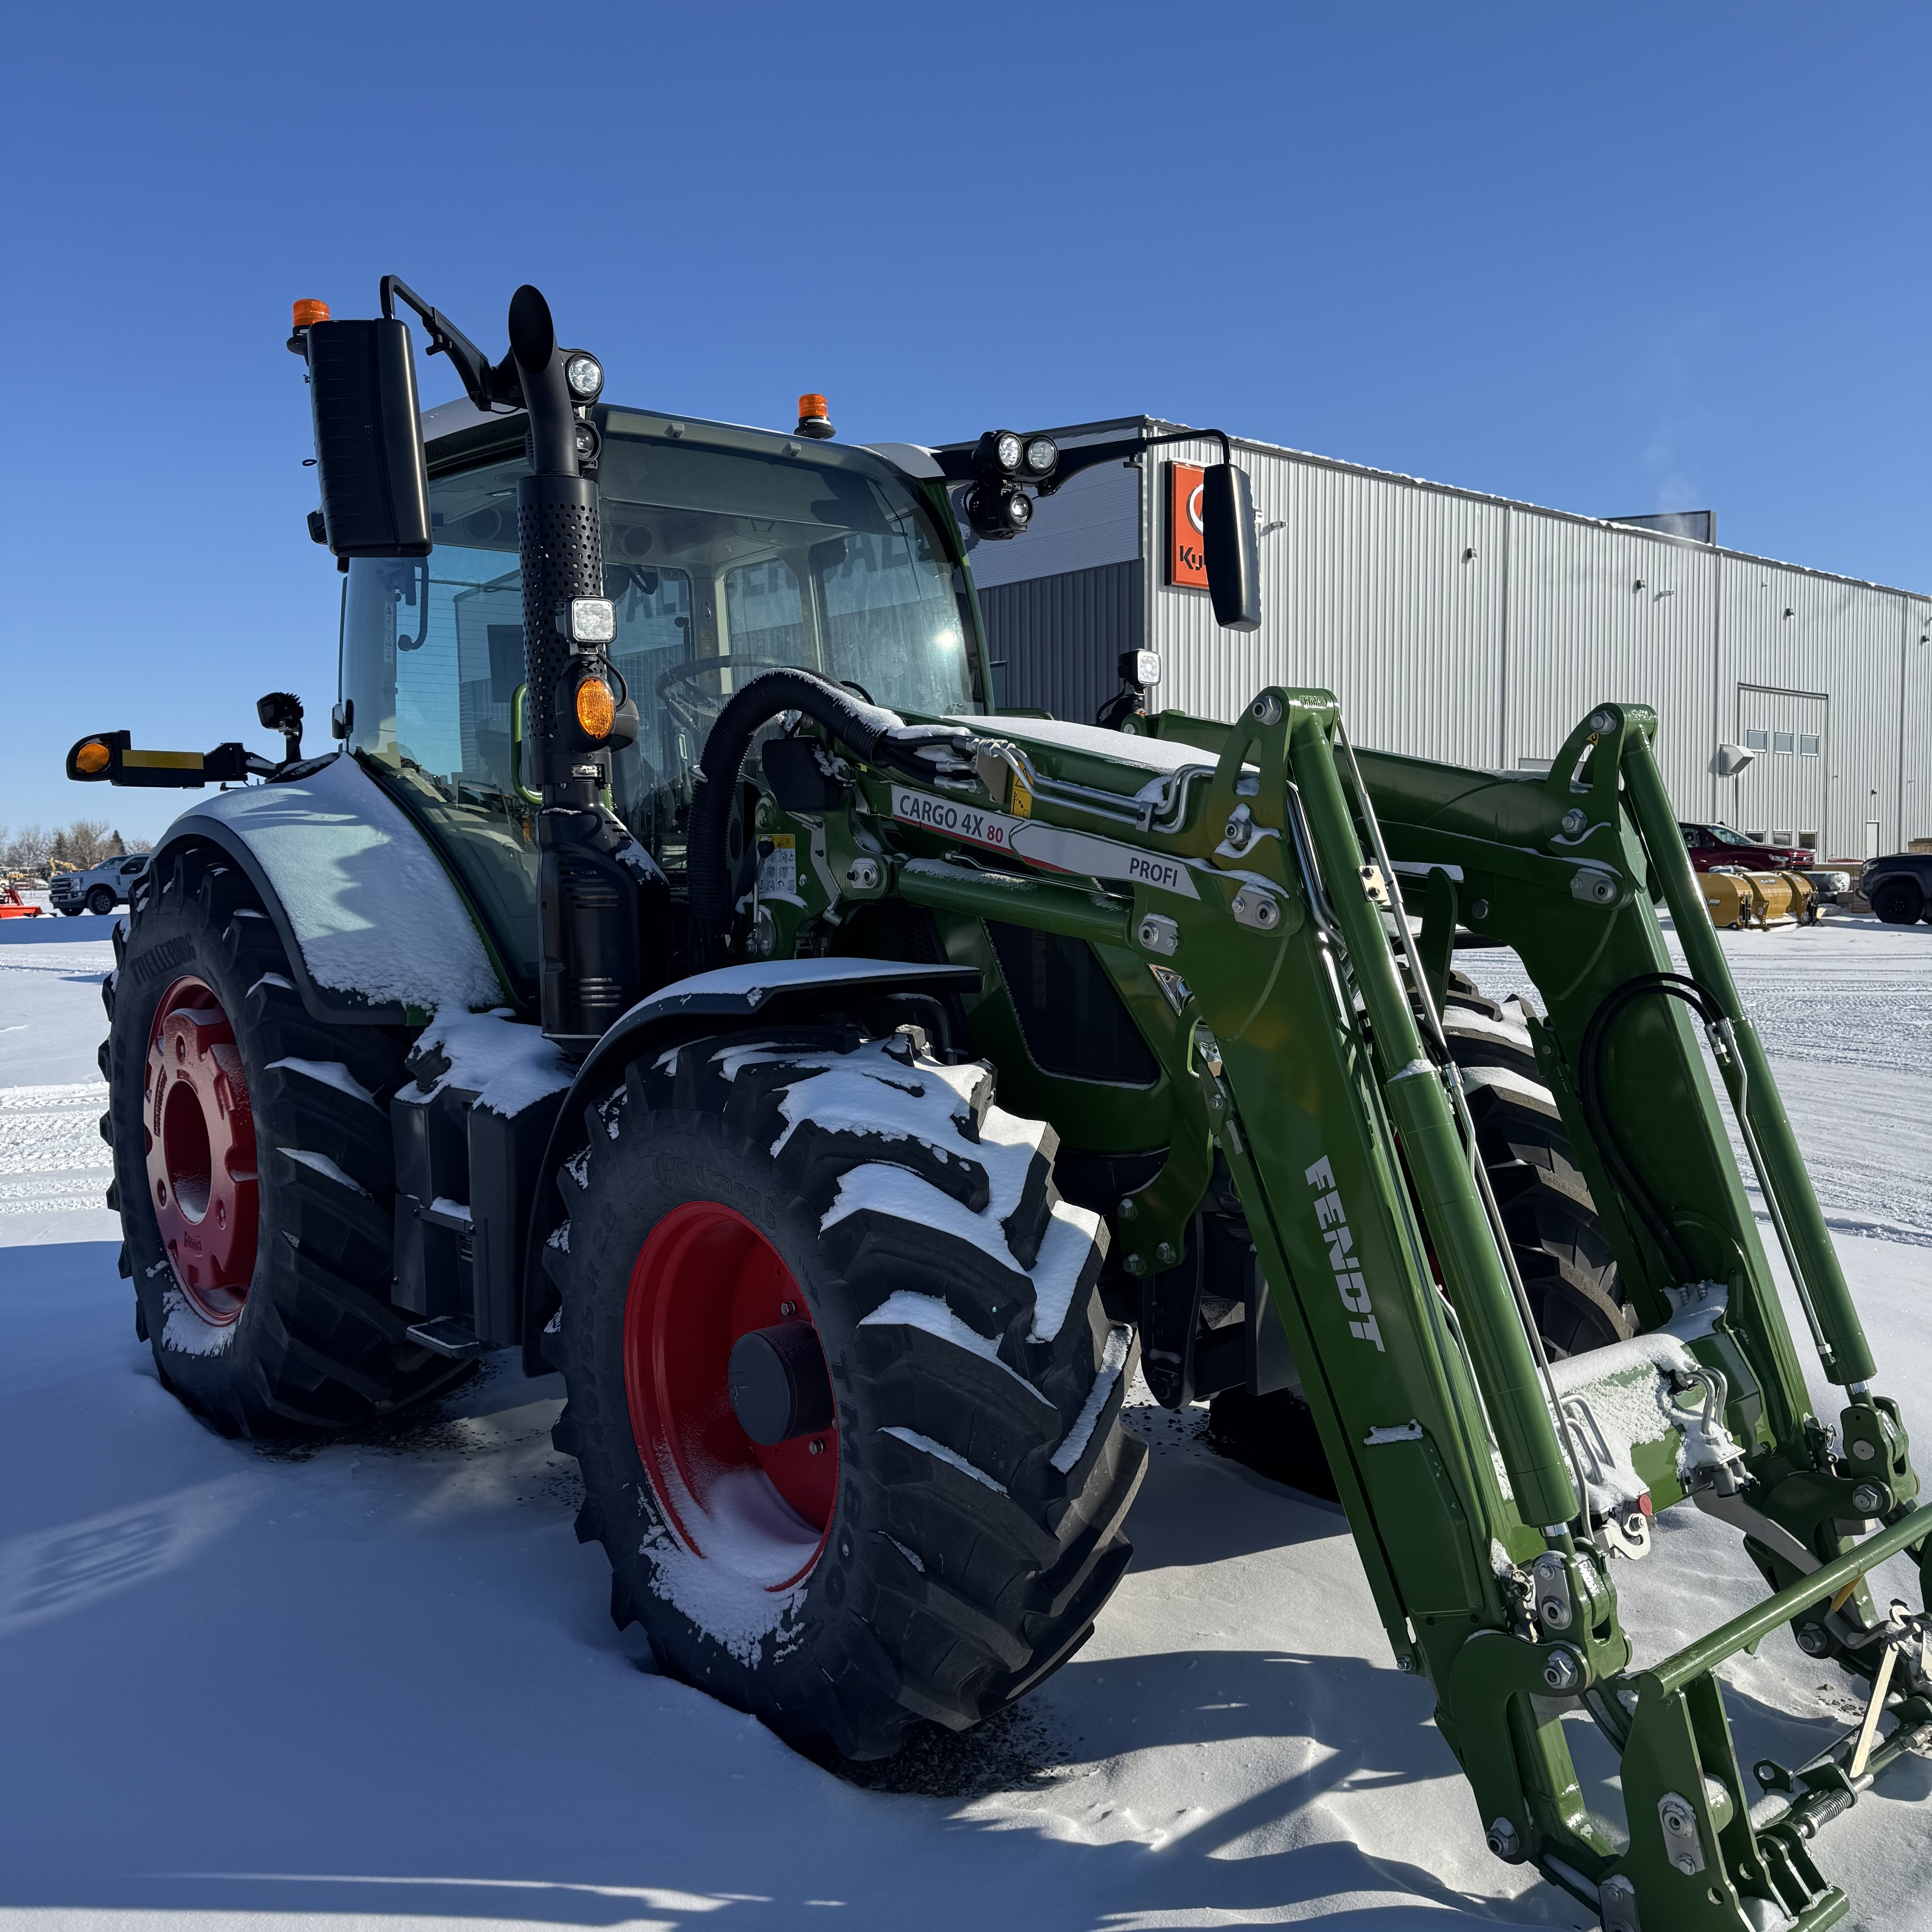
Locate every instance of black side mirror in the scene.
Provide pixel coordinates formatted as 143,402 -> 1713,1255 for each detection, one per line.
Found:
302,319 -> 432,558
1201,463 -> 1262,632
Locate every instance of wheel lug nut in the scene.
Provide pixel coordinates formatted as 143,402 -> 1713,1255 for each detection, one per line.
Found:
807,1437 -> 825,1456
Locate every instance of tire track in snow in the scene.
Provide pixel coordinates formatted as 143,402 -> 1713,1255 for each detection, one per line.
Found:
0,1081 -> 113,1217
1473,916 -> 1932,1244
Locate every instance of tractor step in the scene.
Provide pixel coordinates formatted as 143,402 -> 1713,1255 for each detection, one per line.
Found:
406,1316 -> 490,1360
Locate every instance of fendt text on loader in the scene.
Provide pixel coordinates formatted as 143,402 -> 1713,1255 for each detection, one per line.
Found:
69,279 -> 1929,1932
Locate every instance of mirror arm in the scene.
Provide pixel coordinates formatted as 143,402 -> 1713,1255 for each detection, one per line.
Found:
379,274 -> 518,413
933,426 -> 1235,496
1033,427 -> 1234,498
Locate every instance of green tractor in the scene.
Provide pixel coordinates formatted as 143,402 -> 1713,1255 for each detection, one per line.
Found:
71,279 -> 1927,1931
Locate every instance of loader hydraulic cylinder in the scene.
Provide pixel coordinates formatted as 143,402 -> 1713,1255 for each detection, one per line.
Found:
1291,707 -> 1581,1530
1620,731 -> 1876,1386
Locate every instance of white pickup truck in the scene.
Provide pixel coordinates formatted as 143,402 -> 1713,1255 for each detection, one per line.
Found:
50,853 -> 150,916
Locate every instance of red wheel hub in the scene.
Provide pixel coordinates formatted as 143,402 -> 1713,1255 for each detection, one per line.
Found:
144,977 -> 258,1323
624,1201 -> 837,1588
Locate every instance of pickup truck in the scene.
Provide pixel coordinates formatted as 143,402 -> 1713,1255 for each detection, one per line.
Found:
50,853 -> 150,916
1678,822 -> 1812,872
1862,850 -> 1932,925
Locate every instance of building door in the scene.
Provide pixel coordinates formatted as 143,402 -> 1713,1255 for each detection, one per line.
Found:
1734,686 -> 1829,852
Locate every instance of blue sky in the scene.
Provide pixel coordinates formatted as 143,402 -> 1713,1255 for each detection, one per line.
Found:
3,2 -> 1925,839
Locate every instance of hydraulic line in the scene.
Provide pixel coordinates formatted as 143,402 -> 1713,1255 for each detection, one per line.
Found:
1617,726 -> 1874,1384
682,667 -> 975,968
1578,971 -> 1836,1376
1334,722 -> 1592,1540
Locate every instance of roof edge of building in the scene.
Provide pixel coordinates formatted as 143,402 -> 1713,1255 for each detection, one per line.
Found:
957,414 -> 1927,606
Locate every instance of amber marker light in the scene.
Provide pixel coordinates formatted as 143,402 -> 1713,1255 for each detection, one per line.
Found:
291,299 -> 331,329
796,393 -> 835,440
74,741 -> 112,775
575,677 -> 616,739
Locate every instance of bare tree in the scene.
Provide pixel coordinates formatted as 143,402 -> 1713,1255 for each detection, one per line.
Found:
64,821 -> 113,869
2,824 -> 52,873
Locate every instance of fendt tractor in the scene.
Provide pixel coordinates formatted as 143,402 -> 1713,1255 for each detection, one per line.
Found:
70,280 -> 1926,1931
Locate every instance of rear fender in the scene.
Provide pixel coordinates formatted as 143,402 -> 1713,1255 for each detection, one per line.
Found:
153,752 -> 508,1027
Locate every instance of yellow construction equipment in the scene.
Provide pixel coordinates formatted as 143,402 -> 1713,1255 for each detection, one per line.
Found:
1700,867 -> 1822,929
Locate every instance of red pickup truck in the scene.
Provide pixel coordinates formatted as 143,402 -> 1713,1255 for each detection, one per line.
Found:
1678,823 -> 1812,872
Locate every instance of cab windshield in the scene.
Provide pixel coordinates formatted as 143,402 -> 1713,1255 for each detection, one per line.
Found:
340,422 -> 978,996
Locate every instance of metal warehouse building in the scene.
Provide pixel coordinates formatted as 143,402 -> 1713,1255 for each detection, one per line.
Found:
960,418 -> 1931,862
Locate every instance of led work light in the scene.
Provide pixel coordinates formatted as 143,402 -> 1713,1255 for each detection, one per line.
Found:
557,598 -> 616,647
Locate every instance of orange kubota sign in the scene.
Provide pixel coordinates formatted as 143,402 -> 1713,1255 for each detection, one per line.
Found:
1167,462 -> 1209,589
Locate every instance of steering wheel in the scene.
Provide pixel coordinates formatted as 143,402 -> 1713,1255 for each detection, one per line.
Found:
656,656 -> 814,740
656,655 -> 810,695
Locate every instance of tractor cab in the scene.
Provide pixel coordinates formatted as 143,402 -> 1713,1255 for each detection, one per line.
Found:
339,400 -> 986,1003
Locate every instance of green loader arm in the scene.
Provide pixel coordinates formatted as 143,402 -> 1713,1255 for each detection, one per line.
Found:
748,690 -> 1926,1931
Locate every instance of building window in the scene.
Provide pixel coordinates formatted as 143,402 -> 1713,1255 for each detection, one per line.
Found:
1798,733 -> 1820,756
1773,731 -> 1795,754
1744,728 -> 1769,751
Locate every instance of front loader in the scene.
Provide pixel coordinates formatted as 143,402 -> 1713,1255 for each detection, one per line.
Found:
70,279 -> 1927,1930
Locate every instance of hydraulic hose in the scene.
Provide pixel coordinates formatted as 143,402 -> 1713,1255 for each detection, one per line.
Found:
682,667 -> 971,959
1579,971 -> 1840,1371
1577,973 -> 1714,1286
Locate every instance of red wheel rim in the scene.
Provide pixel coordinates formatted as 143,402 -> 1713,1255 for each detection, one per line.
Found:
624,1201 -> 837,1590
144,976 -> 259,1324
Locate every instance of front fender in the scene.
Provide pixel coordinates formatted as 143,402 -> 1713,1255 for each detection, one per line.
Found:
520,957 -> 981,1371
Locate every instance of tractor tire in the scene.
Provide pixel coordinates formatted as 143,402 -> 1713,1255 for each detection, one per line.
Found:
544,1021 -> 1147,1762
102,842 -> 470,1437
1871,878 -> 1923,925
1209,971 -> 1628,1491
1437,975 -> 1631,1358
86,885 -> 116,915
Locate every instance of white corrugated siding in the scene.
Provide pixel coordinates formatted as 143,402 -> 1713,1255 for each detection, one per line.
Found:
1120,434 -> 1923,840
1148,438 -> 1505,768
1716,554 -> 1908,860
1903,600 -> 1932,846
1502,515 -> 1717,809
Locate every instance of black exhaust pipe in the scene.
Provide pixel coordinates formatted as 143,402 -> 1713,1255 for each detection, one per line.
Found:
509,285 -> 662,1049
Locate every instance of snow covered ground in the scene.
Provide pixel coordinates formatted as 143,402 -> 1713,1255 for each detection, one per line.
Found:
2,910 -> 1927,1931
